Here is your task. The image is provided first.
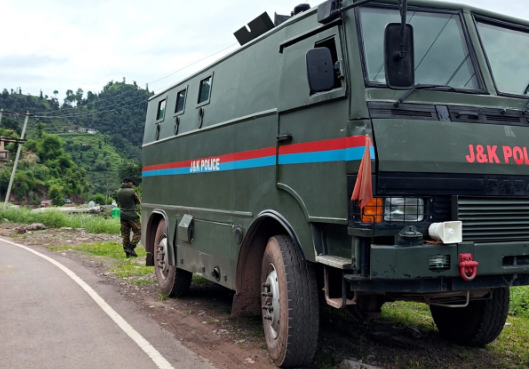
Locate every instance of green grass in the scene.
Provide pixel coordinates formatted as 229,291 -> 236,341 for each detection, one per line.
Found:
49,241 -> 155,283
377,296 -> 529,369
1,207 -> 121,234
134,278 -> 156,285
192,274 -> 210,285
510,286 -> 529,318
52,241 -> 147,259
110,260 -> 153,278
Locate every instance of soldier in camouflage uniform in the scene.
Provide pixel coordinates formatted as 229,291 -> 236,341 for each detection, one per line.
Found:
116,177 -> 141,258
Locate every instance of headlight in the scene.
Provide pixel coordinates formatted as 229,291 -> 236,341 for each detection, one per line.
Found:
384,198 -> 424,222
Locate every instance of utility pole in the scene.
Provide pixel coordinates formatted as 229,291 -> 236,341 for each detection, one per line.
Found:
4,111 -> 29,209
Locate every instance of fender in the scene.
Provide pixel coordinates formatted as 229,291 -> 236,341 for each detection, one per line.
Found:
146,210 -> 176,267
232,209 -> 308,317
250,209 -> 306,260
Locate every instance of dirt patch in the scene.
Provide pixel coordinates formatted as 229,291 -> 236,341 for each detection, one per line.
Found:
1,222 -> 522,369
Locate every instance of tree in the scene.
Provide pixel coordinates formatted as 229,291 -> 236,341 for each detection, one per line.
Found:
118,161 -> 142,186
1,116 -> 21,134
35,123 -> 46,139
75,88 -> 84,107
91,193 -> 106,205
37,134 -> 63,162
65,89 -> 75,107
49,184 -> 64,206
35,122 -> 46,139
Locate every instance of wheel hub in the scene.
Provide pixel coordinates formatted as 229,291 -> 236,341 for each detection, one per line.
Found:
262,266 -> 280,339
156,237 -> 169,280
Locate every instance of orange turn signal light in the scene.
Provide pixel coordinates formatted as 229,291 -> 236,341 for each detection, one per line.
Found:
361,198 -> 383,223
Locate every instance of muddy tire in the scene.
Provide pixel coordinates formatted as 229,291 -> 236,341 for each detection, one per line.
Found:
260,235 -> 319,367
430,288 -> 509,346
154,219 -> 192,297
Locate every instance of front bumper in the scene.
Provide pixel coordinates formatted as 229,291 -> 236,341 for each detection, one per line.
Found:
347,241 -> 529,293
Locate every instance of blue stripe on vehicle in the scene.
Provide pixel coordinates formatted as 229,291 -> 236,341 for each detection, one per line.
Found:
220,156 -> 276,171
142,167 -> 190,177
278,149 -> 345,165
279,147 -> 376,165
345,146 -> 376,161
143,148 -> 375,177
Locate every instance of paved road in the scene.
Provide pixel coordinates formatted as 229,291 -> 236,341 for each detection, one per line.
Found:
0,238 -> 216,369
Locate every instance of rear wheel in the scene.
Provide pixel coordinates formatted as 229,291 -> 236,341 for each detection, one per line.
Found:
260,235 -> 319,367
154,219 -> 192,297
430,288 -> 509,346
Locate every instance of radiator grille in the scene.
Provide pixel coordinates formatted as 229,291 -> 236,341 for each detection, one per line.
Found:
455,197 -> 529,242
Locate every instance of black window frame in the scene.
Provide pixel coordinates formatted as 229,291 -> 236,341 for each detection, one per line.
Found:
473,13 -> 529,100
174,86 -> 188,116
197,73 -> 214,107
355,4 -> 486,93
155,97 -> 167,123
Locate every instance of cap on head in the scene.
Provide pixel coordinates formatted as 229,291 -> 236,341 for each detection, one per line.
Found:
123,177 -> 135,184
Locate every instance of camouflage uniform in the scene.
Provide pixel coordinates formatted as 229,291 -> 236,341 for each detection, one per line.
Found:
120,219 -> 141,251
116,183 -> 141,256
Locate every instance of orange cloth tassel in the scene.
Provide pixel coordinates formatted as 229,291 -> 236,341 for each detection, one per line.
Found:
351,135 -> 373,209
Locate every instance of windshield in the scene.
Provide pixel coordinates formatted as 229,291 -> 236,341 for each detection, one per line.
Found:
358,7 -> 480,89
477,20 -> 529,96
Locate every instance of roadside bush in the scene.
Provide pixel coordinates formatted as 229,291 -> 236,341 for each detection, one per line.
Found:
0,208 -> 120,234
91,193 -> 106,205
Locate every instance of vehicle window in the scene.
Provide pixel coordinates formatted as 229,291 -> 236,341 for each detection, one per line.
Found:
359,7 -> 479,89
156,99 -> 166,121
198,76 -> 212,104
477,21 -> 529,96
175,89 -> 186,114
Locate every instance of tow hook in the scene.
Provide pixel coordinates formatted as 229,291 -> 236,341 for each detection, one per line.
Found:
459,253 -> 479,281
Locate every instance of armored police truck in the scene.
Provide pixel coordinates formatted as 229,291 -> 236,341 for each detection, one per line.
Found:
142,0 -> 529,366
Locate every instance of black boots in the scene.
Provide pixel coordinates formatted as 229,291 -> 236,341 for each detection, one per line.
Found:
124,246 -> 138,258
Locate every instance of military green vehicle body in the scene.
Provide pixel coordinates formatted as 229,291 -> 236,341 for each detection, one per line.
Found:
142,0 -> 529,364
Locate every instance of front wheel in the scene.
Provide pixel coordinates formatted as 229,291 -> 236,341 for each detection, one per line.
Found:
154,219 -> 192,297
260,235 -> 319,367
430,287 -> 509,346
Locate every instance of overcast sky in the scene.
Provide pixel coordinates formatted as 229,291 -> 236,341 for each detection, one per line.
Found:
0,0 -> 527,101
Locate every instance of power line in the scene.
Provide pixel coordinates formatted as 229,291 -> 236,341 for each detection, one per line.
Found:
148,43 -> 237,84
28,43 -> 238,116
0,110 -> 34,117
2,41 -> 238,123
35,93 -> 148,119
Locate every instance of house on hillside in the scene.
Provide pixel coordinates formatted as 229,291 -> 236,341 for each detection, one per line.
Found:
87,129 -> 97,134
78,127 -> 88,133
0,139 -> 10,162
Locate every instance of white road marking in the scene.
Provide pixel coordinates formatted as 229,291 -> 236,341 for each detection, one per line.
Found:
2,238 -> 175,369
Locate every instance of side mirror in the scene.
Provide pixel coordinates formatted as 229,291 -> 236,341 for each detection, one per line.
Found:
306,48 -> 335,93
384,23 -> 415,89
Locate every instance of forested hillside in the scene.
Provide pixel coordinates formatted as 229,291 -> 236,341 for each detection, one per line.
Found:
0,81 -> 151,158
0,81 -> 150,203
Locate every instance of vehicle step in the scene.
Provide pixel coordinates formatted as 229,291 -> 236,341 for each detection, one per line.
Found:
316,255 -> 353,269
